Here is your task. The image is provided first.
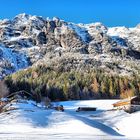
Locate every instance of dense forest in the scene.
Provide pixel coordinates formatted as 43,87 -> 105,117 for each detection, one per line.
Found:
3,65 -> 140,102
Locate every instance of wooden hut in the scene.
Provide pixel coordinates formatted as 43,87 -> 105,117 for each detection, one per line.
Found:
0,91 -> 34,113
113,96 -> 140,113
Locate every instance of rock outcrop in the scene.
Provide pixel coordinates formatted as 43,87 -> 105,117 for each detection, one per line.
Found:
0,13 -> 140,78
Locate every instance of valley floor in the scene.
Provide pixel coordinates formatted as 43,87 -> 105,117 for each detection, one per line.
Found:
0,100 -> 139,140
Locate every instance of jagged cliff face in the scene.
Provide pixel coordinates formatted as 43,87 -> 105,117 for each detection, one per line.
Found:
0,13 -> 140,78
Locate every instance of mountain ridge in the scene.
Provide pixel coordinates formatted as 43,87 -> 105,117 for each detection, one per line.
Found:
0,13 -> 140,78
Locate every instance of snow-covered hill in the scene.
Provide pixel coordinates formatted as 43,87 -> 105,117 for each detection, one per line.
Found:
0,14 -> 140,78
0,99 -> 140,139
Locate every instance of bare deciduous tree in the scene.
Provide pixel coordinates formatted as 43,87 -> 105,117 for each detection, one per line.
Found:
0,81 -> 9,99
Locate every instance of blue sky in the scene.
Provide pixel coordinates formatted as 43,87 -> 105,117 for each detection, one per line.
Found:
0,0 -> 140,27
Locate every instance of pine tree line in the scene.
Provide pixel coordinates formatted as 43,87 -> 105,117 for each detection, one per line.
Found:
4,65 -> 140,101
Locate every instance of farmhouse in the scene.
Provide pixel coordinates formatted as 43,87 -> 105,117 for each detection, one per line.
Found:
113,96 -> 140,113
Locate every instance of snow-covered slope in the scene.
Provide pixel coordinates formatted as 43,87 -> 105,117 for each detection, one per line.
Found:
0,44 -> 29,78
0,99 -> 140,139
107,26 -> 140,50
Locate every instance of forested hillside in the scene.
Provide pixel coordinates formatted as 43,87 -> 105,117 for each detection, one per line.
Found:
4,65 -> 140,101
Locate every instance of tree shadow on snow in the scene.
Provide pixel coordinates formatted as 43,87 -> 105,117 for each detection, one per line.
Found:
65,109 -> 124,137
19,108 -> 53,127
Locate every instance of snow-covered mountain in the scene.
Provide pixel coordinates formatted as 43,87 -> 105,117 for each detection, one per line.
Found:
0,13 -> 140,78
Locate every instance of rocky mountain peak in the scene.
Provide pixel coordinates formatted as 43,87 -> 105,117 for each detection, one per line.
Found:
0,14 -> 139,78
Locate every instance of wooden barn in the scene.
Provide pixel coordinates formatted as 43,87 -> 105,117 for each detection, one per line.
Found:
113,96 -> 140,113
0,90 -> 34,113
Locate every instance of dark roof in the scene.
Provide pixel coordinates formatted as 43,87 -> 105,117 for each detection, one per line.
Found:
6,90 -> 34,99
